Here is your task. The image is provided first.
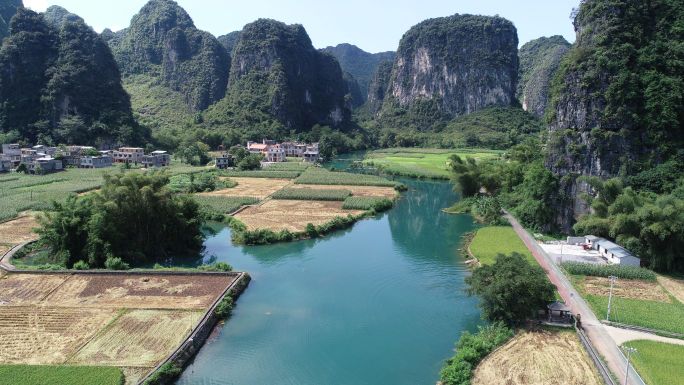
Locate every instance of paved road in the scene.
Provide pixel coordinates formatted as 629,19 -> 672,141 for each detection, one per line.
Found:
505,213 -> 646,385
604,325 -> 684,347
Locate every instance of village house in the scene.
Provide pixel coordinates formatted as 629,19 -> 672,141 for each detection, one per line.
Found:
1,143 -> 21,167
142,150 -> 171,168
80,155 -> 113,169
215,153 -> 235,169
247,139 -> 318,163
113,147 -> 144,164
584,235 -> 641,266
0,158 -> 12,172
247,140 -> 285,162
27,155 -> 63,174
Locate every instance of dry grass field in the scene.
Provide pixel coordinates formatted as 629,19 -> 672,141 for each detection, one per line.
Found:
0,272 -> 237,383
288,184 -> 397,198
72,309 -> 203,367
0,215 -> 40,259
207,177 -> 292,199
658,275 -> 684,303
583,276 -> 671,303
235,199 -> 365,232
472,330 -> 602,385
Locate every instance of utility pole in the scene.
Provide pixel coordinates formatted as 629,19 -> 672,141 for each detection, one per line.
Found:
623,346 -> 637,385
606,275 -> 617,321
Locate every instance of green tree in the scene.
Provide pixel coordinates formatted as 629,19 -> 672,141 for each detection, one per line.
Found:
466,253 -> 555,325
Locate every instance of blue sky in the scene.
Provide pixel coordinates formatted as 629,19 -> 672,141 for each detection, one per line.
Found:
23,0 -> 579,52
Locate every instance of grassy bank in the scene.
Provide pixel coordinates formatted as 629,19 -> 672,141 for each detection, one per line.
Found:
362,148 -> 502,179
625,340 -> 684,385
0,365 -> 124,385
468,226 -> 536,266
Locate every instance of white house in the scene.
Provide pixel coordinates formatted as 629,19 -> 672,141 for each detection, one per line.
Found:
585,236 -> 640,266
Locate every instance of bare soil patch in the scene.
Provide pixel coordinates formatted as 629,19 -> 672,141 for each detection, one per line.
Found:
583,276 -> 671,303
0,215 -> 40,245
234,199 -> 365,232
0,306 -> 117,364
205,177 -> 291,199
71,309 -> 203,367
288,184 -> 397,198
44,273 -> 236,309
0,274 -> 69,305
472,330 -> 602,385
658,275 -> 684,303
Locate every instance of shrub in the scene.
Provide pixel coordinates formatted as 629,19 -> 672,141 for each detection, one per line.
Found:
561,262 -> 656,281
197,262 -> 232,272
214,295 -> 234,319
104,256 -> 130,270
144,363 -> 182,385
72,260 -> 89,270
440,322 -> 514,385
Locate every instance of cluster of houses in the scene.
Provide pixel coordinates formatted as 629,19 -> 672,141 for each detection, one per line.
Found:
0,144 -> 171,174
215,140 -> 321,169
565,235 -> 641,266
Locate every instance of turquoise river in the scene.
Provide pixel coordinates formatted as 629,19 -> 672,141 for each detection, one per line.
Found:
176,155 -> 481,385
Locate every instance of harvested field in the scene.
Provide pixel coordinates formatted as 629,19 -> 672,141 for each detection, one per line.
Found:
44,273 -> 236,309
0,214 -> 40,245
204,177 -> 291,199
235,199 -> 364,232
0,274 -> 69,305
658,275 -> 684,303
288,184 -> 397,198
71,309 -> 203,367
0,306 -> 118,364
583,276 -> 671,303
122,367 -> 153,385
472,330 -> 602,385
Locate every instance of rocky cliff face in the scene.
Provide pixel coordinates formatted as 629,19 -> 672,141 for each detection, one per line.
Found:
380,14 -> 518,127
546,0 -> 684,231
0,7 -> 140,145
517,35 -> 570,118
205,19 -> 350,132
217,30 -> 241,55
108,0 -> 229,111
322,43 -> 395,103
0,0 -> 21,40
367,60 -> 393,114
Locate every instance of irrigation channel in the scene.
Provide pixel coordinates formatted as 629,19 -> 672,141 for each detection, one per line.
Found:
176,153 -> 481,385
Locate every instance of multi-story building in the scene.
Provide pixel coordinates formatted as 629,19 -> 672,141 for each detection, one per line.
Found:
27,156 -> 63,174
142,151 -> 171,168
80,155 -> 113,169
1,144 -> 21,167
113,147 -> 144,164
215,153 -> 235,169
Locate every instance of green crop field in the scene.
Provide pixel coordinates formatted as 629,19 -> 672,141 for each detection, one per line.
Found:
193,195 -> 259,214
272,188 -> 351,201
0,365 -> 124,385
342,197 -> 393,211
625,340 -> 684,385
362,148 -> 502,179
218,170 -> 302,179
469,226 -> 537,266
584,293 -> 684,335
263,163 -> 312,171
294,168 -> 397,187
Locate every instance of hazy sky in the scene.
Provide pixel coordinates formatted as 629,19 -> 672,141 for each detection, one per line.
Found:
23,0 -> 579,52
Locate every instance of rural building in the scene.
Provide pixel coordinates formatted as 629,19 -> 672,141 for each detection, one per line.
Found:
544,301 -> 573,324
142,151 -> 171,168
215,153 -> 234,169
0,158 -> 12,172
281,141 -> 308,157
1,143 -> 21,166
585,236 -> 640,266
247,139 -> 317,163
80,155 -> 113,169
27,156 -> 63,174
113,147 -> 144,164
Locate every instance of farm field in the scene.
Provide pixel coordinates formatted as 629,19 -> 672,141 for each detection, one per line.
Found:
294,168 -> 398,186
235,199 -> 365,232
0,365 -> 124,385
469,226 -> 537,266
472,329 -> 602,385
625,340 -> 684,385
0,214 -> 41,262
0,271 -> 238,384
193,195 -> 259,214
572,275 -> 684,335
287,184 -> 397,198
362,148 -> 502,179
204,177 -> 292,199
657,275 -> 684,303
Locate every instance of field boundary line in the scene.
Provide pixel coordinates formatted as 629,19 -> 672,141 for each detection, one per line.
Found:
37,272 -> 75,303
65,308 -> 129,364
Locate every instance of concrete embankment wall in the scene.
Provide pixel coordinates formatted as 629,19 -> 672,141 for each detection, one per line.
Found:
136,271 -> 252,385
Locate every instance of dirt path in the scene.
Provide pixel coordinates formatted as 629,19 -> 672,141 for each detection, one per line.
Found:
604,325 -> 684,347
504,212 -> 646,385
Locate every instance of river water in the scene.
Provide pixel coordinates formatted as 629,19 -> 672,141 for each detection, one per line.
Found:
176,156 -> 481,385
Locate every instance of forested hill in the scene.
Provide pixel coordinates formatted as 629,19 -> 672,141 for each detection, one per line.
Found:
376,14 -> 519,131
0,6 -> 142,146
203,18 -> 351,137
322,43 -> 395,104
545,0 -> 684,231
107,0 -> 229,112
517,35 -> 570,118
0,0 -> 21,40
